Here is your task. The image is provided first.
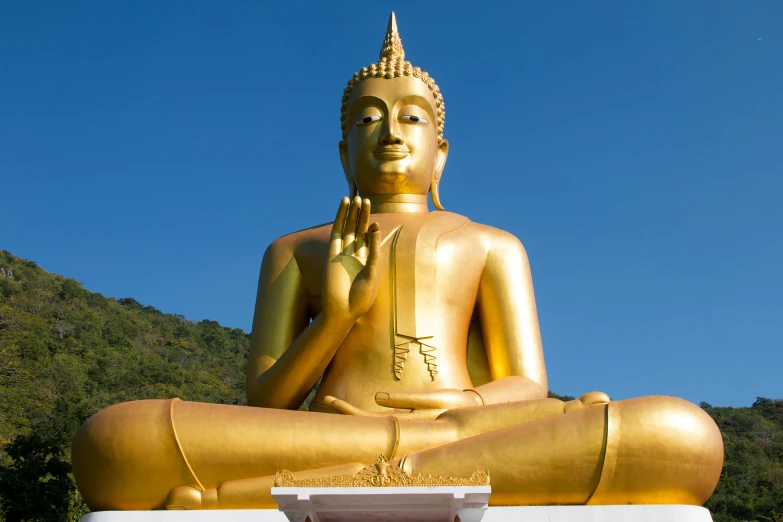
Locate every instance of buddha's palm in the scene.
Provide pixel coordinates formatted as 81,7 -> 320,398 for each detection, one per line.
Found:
322,196 -> 382,323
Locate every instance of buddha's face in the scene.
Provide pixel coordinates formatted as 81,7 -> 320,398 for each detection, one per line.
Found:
339,76 -> 448,197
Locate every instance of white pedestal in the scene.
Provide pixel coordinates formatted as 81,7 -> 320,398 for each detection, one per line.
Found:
482,505 -> 714,521
81,504 -> 715,522
272,485 -> 490,521
81,512 -> 287,521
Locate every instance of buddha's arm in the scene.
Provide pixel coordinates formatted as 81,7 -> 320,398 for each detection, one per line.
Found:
246,239 -> 353,409
472,232 -> 548,404
247,197 -> 382,410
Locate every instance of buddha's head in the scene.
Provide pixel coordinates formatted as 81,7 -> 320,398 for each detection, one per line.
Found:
339,12 -> 448,210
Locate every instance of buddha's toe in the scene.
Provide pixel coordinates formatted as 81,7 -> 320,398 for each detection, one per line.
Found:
564,391 -> 611,413
166,487 -> 202,510
166,487 -> 217,509
580,391 -> 611,405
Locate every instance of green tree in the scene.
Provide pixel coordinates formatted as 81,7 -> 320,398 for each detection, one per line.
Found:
0,433 -> 73,522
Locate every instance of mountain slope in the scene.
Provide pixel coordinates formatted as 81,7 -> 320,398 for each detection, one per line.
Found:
0,250 -> 250,519
0,250 -> 249,444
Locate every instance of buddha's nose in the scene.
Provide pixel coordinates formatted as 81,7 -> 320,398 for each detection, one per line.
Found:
379,120 -> 404,146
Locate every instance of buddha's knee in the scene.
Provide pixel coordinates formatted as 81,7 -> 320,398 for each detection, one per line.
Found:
589,396 -> 724,505
72,399 -> 197,510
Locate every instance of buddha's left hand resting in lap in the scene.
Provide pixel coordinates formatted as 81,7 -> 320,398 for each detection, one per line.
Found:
72,12 -> 723,511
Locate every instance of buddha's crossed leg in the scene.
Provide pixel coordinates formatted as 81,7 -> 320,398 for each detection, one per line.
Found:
72,395 -> 722,510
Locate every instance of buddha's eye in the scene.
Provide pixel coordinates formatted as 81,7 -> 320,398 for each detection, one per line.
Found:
355,115 -> 382,126
400,115 -> 428,124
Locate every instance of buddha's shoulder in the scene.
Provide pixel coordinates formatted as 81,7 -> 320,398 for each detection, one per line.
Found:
263,222 -> 332,259
460,217 -> 527,252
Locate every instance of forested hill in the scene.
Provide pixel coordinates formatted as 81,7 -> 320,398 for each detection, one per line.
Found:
0,249 -> 781,522
0,250 -> 250,520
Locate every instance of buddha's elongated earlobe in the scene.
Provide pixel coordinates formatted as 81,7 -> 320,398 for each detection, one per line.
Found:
430,179 -> 444,210
430,139 -> 449,210
348,178 -> 358,199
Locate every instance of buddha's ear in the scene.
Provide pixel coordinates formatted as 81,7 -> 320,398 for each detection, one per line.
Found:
338,140 -> 358,198
430,139 -> 449,210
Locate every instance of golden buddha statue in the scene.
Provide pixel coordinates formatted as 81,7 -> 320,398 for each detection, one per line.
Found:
72,13 -> 723,511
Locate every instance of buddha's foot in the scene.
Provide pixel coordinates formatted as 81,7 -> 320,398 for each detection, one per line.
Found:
563,391 -> 610,413
166,486 -> 217,510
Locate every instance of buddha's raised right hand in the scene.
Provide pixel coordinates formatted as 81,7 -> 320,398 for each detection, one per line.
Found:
322,196 -> 382,323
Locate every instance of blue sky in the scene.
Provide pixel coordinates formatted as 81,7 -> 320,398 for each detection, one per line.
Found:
1,1 -> 781,407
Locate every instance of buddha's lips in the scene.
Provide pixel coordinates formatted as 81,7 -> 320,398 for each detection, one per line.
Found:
373,147 -> 409,160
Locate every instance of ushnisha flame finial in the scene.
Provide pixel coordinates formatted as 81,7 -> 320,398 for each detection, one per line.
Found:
379,11 -> 405,60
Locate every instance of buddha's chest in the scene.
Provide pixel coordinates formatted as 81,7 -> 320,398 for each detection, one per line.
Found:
300,213 -> 486,320
299,213 -> 486,384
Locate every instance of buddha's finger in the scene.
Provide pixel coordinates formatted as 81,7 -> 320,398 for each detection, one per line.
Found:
354,199 -> 371,257
375,392 -> 432,410
355,236 -> 366,258
375,391 -> 458,410
323,395 -> 377,417
342,196 -> 362,254
387,409 -> 448,421
365,223 -> 381,269
329,197 -> 351,255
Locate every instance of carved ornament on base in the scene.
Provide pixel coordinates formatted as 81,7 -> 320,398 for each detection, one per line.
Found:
274,455 -> 490,488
